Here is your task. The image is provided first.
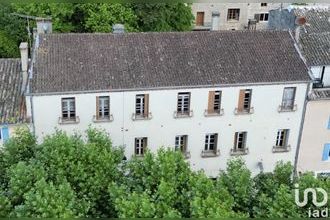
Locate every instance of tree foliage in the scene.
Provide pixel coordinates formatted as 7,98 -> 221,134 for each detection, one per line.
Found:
0,128 -> 328,218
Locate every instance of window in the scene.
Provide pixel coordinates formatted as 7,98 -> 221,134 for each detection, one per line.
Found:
236,89 -> 253,113
175,135 -> 188,153
97,96 -> 110,119
275,129 -> 289,147
233,132 -> 248,154
204,133 -> 218,151
135,137 -> 147,156
322,144 -> 330,161
281,87 -> 296,110
62,98 -> 76,120
227,9 -> 240,21
206,91 -> 222,115
196,12 -> 205,26
261,3 -> 267,7
177,92 -> 191,115
135,94 -> 150,119
259,13 -> 269,21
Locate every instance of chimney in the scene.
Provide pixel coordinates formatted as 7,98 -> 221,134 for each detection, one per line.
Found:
19,42 -> 28,92
112,24 -> 125,34
36,17 -> 52,34
294,16 -> 306,43
211,11 -> 220,31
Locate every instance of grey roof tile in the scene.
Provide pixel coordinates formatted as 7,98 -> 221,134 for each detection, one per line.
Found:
0,59 -> 26,124
31,30 -> 310,94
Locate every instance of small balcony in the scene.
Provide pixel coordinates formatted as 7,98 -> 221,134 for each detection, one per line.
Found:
204,108 -> 224,117
234,107 -> 254,115
58,116 -> 80,124
201,149 -> 220,158
272,145 -> 291,153
132,112 -> 152,121
93,114 -> 114,123
278,104 -> 297,113
174,110 -> 193,119
230,148 -> 249,156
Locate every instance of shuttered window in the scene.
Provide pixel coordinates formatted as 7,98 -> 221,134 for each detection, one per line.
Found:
135,94 -> 149,118
275,129 -> 289,147
135,137 -> 147,156
234,132 -> 247,150
96,96 -> 110,119
281,87 -> 296,110
175,135 -> 188,153
207,91 -> 222,114
177,92 -> 190,115
237,89 -> 252,112
205,133 -> 218,151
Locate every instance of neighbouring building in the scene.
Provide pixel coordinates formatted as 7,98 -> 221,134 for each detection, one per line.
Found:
25,24 -> 311,176
192,3 -> 290,31
269,6 -> 330,176
0,44 -> 29,146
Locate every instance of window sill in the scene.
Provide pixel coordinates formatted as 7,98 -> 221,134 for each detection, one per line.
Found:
174,110 -> 193,119
93,115 -> 114,123
278,105 -> 297,113
204,109 -> 224,117
234,107 -> 254,115
58,116 -> 80,124
201,149 -> 220,158
227,19 -> 240,23
230,148 -> 249,156
132,113 -> 152,121
273,145 -> 291,153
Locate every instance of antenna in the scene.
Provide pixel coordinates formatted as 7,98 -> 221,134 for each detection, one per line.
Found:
10,13 -> 49,48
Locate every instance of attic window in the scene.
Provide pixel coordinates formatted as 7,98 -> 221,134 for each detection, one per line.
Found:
261,3 -> 267,7
227,9 -> 240,21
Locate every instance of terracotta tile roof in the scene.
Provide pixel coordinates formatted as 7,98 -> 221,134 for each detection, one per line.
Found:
0,59 -> 26,124
31,30 -> 310,94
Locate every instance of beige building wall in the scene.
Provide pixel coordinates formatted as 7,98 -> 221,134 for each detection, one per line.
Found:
192,3 -> 289,30
297,100 -> 330,174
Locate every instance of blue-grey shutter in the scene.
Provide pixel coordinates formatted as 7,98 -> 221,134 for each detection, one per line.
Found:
322,144 -> 330,161
327,116 -> 330,129
1,126 -> 9,142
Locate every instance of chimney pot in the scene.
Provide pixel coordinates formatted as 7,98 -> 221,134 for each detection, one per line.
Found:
19,42 -> 28,92
112,24 -> 125,34
211,11 -> 220,31
36,17 -> 52,34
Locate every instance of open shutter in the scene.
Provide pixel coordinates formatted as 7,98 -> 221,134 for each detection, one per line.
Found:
1,126 -> 9,142
234,133 -> 238,150
144,94 -> 149,117
183,136 -> 187,152
322,144 -> 330,161
208,91 -> 215,114
96,96 -> 100,119
214,134 -> 218,152
237,90 -> 245,112
143,137 -> 148,154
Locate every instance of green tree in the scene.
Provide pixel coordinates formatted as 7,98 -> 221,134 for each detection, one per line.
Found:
133,3 -> 193,32
218,157 -> 253,215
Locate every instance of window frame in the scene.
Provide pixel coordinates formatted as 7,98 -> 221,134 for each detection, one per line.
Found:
177,92 -> 191,115
98,96 -> 110,119
175,135 -> 188,153
135,94 -> 145,116
61,97 -> 76,121
135,137 -> 147,156
227,8 -> 240,21
234,132 -> 247,151
259,13 -> 269,21
275,129 -> 289,147
281,87 -> 296,110
261,3 -> 267,7
204,133 -> 218,152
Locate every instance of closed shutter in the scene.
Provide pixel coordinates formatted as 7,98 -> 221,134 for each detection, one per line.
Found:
322,144 -> 330,161
196,12 -> 204,26
237,90 -> 245,112
144,94 -> 149,117
208,91 -> 215,114
1,126 -> 9,142
96,96 -> 100,120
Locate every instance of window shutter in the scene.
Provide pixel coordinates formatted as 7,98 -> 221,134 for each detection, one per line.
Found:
183,136 -> 187,152
237,90 -> 245,112
144,94 -> 149,117
208,91 -> 215,113
254,14 -> 260,22
327,116 -> 330,129
234,132 -> 238,150
322,144 -> 330,161
96,96 -> 100,119
143,138 -> 148,152
214,134 -> 218,152
1,126 -> 9,142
